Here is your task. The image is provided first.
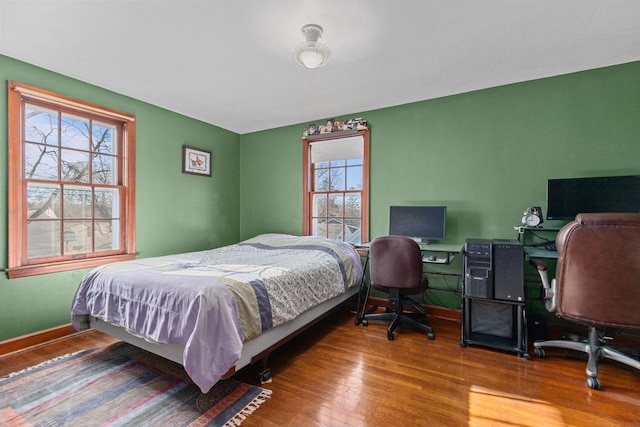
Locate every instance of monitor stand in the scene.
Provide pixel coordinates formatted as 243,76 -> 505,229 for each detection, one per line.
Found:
412,238 -> 432,245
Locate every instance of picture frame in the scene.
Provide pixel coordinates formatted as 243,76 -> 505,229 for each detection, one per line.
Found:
182,145 -> 212,177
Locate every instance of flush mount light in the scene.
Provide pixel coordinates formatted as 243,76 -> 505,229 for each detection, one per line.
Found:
292,24 -> 331,69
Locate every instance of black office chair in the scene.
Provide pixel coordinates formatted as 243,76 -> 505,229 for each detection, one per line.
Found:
362,236 -> 434,340
530,213 -> 640,389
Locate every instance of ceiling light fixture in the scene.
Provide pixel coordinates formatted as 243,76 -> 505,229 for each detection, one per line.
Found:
292,24 -> 331,69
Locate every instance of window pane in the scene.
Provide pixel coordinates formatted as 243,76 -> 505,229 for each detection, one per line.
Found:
312,218 -> 327,238
330,160 -> 346,167
93,122 -> 117,154
346,158 -> 362,166
344,219 -> 361,244
63,186 -> 92,219
96,219 -> 120,251
27,183 -> 61,218
25,104 -> 58,145
92,154 -> 117,184
327,218 -> 343,240
328,194 -> 344,217
95,188 -> 120,219
315,161 -> 330,168
63,220 -> 91,254
346,165 -> 363,190
345,193 -> 361,218
312,193 -> 327,217
314,167 -> 330,191
329,168 -> 345,191
61,113 -> 90,150
28,219 -> 61,258
61,148 -> 90,182
25,143 -> 59,180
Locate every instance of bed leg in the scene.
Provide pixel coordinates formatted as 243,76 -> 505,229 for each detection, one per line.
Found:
259,356 -> 272,384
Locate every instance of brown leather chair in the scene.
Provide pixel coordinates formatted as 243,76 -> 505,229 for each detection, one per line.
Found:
362,236 -> 434,340
530,213 -> 640,389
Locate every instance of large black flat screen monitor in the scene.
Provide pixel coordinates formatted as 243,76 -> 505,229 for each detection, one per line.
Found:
546,175 -> 640,220
389,205 -> 446,244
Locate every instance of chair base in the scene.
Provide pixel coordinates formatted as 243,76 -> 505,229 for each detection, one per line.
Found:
362,297 -> 434,340
534,326 -> 640,390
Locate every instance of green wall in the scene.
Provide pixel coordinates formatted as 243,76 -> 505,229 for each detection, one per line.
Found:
0,55 -> 240,341
239,61 -> 640,241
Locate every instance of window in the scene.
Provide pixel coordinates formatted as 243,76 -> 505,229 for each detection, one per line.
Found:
6,81 -> 136,278
303,129 -> 370,244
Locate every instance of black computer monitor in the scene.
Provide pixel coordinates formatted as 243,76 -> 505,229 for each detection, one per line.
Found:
388,205 -> 446,244
546,175 -> 640,220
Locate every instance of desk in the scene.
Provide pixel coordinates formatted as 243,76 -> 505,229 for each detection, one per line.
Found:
353,243 -> 370,325
354,242 -> 461,259
419,243 -> 464,310
524,246 -> 558,259
516,225 -> 561,261
418,242 -> 463,264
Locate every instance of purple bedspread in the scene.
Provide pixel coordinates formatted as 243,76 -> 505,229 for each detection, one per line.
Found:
71,234 -> 362,392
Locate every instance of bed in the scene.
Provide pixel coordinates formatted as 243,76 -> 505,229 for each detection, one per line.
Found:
71,233 -> 363,393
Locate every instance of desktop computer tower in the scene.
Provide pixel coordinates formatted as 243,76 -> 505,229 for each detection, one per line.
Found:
464,239 -> 493,298
492,239 -> 524,301
462,239 -> 528,357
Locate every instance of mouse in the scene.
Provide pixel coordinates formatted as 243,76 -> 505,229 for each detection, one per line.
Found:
427,255 -> 437,261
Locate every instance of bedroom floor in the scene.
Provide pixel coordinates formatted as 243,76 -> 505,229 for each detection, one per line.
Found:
2,306 -> 639,426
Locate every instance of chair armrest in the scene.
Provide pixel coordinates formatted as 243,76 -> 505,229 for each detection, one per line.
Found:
529,259 -> 557,312
529,259 -> 550,289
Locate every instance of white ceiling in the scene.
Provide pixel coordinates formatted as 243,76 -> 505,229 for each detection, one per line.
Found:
1,1 -> 639,135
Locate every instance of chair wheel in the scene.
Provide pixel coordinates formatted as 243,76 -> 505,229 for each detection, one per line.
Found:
427,332 -> 435,340
587,376 -> 601,390
362,320 -> 368,326
565,333 -> 582,342
387,331 -> 394,340
534,348 -> 545,358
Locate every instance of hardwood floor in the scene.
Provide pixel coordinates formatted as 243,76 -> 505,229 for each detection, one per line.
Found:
2,307 -> 639,426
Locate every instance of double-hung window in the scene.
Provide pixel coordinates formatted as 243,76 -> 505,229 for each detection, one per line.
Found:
303,128 -> 370,244
6,81 -> 136,278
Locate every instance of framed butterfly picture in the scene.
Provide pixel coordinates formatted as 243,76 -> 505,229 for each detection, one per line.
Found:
182,145 -> 212,177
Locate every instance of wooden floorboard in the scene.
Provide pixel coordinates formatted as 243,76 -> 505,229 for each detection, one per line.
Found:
1,307 -> 639,426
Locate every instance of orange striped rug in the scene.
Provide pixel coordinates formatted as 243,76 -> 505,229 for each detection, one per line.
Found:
0,342 -> 271,426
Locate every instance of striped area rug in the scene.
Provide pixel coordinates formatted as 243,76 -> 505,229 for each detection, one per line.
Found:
0,342 -> 271,426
